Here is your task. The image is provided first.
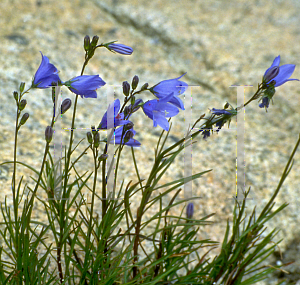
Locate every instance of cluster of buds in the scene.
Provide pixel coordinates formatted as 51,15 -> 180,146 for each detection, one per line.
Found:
83,35 -> 99,60
86,125 -> 100,148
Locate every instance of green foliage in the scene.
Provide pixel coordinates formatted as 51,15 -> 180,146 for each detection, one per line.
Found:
1,127 -> 298,284
1,37 -> 299,284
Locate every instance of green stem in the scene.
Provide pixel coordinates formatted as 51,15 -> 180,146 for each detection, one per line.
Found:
102,144 -> 108,221
12,103 -> 21,221
87,147 -> 98,242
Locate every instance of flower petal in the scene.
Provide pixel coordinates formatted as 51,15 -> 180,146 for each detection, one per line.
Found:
273,64 -> 296,86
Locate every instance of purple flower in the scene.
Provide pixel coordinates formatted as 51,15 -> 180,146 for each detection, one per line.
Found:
150,73 -> 188,110
99,99 -> 130,129
215,119 -> 226,133
210,108 -> 232,116
67,75 -> 106,98
111,126 -> 141,147
32,52 -> 60,88
107,43 -> 133,55
142,93 -> 179,131
263,55 -> 299,87
259,97 -> 270,109
199,128 -> 211,140
186,202 -> 194,219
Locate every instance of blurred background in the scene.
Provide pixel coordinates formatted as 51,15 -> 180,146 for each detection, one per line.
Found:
0,0 -> 300,283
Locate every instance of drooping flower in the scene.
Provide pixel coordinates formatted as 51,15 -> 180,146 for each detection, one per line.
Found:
142,93 -> 179,131
149,73 -> 188,110
66,75 -> 106,98
99,99 -> 130,129
32,52 -> 61,88
201,129 -> 211,139
107,43 -> 133,55
215,119 -> 225,133
263,55 -> 299,87
111,126 -> 141,147
259,97 -> 270,109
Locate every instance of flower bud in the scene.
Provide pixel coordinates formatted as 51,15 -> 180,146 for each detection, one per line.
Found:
91,125 -> 97,135
13,91 -> 19,101
141,83 -> 148,91
94,132 -> 100,148
130,96 -> 135,106
263,66 -> 280,83
84,35 -> 91,51
125,122 -> 134,130
186,202 -> 194,219
124,130 -> 134,143
20,113 -> 29,125
224,102 -> 229,109
98,154 -> 108,162
45,126 -> 53,143
90,35 -> 99,48
19,99 -> 27,111
132,75 -> 139,90
19,82 -> 25,94
61,98 -> 72,114
124,106 -> 130,117
122,81 -> 130,96
87,132 -> 93,144
107,43 -> 133,55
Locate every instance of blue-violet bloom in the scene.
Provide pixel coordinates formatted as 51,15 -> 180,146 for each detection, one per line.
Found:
216,119 -> 225,133
32,52 -> 61,88
210,108 -> 232,116
111,126 -> 141,147
99,99 -> 130,129
259,97 -> 270,109
263,55 -> 299,87
143,93 -> 179,131
67,75 -> 106,98
199,128 -> 211,140
150,73 -> 188,110
107,43 -> 133,55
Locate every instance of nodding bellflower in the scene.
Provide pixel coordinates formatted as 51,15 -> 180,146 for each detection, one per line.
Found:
259,96 -> 270,109
150,73 -> 188,110
143,93 -> 180,131
32,52 -> 61,88
66,75 -> 106,98
99,99 -> 130,130
259,55 -> 299,110
263,55 -> 299,87
107,43 -> 133,55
